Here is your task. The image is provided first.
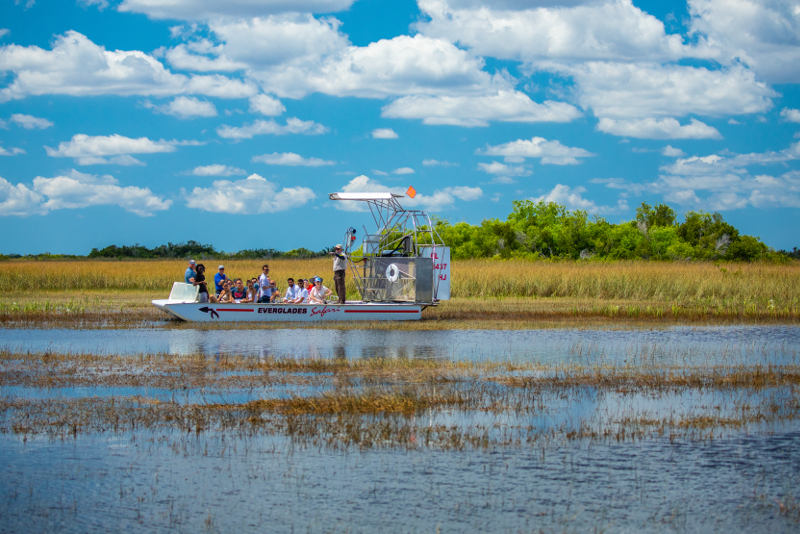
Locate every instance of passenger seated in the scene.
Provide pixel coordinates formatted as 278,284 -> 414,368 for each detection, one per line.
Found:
297,279 -> 309,303
284,278 -> 300,303
308,277 -> 332,304
210,280 -> 232,303
231,278 -> 248,303
245,279 -> 258,303
269,280 -> 281,302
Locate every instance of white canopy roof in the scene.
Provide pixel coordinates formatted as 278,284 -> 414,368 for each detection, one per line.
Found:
329,192 -> 404,201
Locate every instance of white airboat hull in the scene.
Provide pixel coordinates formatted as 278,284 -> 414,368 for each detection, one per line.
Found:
151,299 -> 423,322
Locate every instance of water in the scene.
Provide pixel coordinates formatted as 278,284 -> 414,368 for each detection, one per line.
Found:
1,324 -> 799,532
2,325 -> 799,366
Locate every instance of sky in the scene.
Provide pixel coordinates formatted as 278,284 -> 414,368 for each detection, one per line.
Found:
1,0 -> 799,255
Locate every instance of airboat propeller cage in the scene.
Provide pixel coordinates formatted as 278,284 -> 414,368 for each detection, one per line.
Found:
329,192 -> 450,304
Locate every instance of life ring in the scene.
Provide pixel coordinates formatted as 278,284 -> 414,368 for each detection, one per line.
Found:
385,263 -> 400,283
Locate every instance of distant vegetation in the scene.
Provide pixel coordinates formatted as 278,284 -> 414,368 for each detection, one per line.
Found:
434,201 -> 798,262
0,201 -> 797,262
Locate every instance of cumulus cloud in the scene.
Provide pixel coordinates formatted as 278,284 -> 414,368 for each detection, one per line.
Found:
594,141 -> 800,210
143,96 -> 217,118
0,176 -> 43,216
0,170 -> 171,216
689,0 -> 800,83
597,118 -> 722,139
422,159 -> 459,167
781,108 -> 800,123
533,184 -> 628,214
45,133 -> 179,165
477,136 -> 594,165
0,31 -> 257,102
545,62 -> 776,121
416,0 -> 695,64
372,128 -> 398,139
10,113 -> 53,129
249,94 -> 285,116
183,174 -> 315,214
118,0 -> 356,20
662,145 -> 686,157
0,145 -> 25,156
382,91 -> 581,126
252,152 -> 335,166
336,174 -> 482,212
249,34 -> 511,100
216,118 -> 328,139
189,164 -> 246,176
391,167 -> 415,175
477,162 -> 532,176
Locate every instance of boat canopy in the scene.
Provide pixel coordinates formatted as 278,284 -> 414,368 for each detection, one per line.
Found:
329,192 -> 404,201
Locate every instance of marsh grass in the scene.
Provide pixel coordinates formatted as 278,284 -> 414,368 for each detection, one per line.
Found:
2,349 -> 799,450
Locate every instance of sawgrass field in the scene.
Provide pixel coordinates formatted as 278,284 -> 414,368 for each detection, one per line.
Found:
1,258 -> 799,327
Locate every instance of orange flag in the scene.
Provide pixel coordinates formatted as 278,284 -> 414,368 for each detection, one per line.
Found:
406,185 -> 417,198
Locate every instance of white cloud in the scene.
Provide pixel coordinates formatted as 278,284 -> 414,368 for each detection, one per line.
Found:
382,91 -> 581,126
32,170 -> 172,216
477,162 -> 531,176
372,128 -> 398,139
781,108 -> 800,123
189,164 -> 246,176
336,174 -> 482,212
252,152 -> 335,166
728,118 -> 741,125
590,177 -> 649,196
251,34 -> 508,100
78,0 -> 109,9
391,167 -> 415,175
662,145 -> 686,157
0,170 -> 170,216
118,0 -> 356,20
0,145 -> 25,156
216,117 -> 328,139
183,174 -> 315,214
0,29 -> 9,39
545,62 -> 776,120
416,0 -> 695,64
477,136 -> 594,164
161,39 -> 248,73
0,31 -> 257,103
595,141 -> 800,210
143,96 -> 217,118
249,94 -> 285,116
490,176 -> 516,185
10,113 -> 53,129
597,118 -> 722,139
0,176 -> 43,216
45,133 -> 178,165
689,0 -> 800,83
372,170 -> 388,176
422,159 -> 459,167
533,184 -> 628,214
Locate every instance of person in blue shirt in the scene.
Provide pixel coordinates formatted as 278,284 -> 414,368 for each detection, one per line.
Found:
214,265 -> 229,295
184,260 -> 196,284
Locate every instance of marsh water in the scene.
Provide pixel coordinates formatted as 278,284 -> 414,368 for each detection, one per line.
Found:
1,324 -> 799,533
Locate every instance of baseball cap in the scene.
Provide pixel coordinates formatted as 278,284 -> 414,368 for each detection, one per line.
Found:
188,259 -> 196,264
335,244 -> 342,249
218,265 -> 225,269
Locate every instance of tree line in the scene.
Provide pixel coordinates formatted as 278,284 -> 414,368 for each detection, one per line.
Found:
432,200 -> 798,262
1,201 -> 798,262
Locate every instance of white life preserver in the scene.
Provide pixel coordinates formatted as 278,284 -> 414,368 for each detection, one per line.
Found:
385,263 -> 400,282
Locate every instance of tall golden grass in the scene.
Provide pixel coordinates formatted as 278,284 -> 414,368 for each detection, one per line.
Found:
0,259 -> 799,307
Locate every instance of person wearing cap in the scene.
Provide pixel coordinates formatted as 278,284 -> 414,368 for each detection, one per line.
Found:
184,260 -> 197,284
308,277 -> 332,304
329,244 -> 364,304
214,265 -> 229,295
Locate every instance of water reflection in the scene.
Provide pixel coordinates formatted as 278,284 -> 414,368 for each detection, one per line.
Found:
1,325 -> 798,366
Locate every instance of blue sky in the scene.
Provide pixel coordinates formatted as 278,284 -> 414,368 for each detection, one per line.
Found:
1,0 -> 799,254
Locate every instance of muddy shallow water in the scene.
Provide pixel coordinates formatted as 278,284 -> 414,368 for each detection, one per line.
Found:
1,324 -> 799,533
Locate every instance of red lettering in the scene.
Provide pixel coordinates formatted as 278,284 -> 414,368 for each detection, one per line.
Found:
439,274 -> 448,281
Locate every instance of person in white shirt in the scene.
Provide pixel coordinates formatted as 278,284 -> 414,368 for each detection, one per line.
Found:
308,277 -> 332,304
284,278 -> 300,303
257,264 -> 271,303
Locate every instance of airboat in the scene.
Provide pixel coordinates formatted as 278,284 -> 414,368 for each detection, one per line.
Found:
151,191 -> 450,322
